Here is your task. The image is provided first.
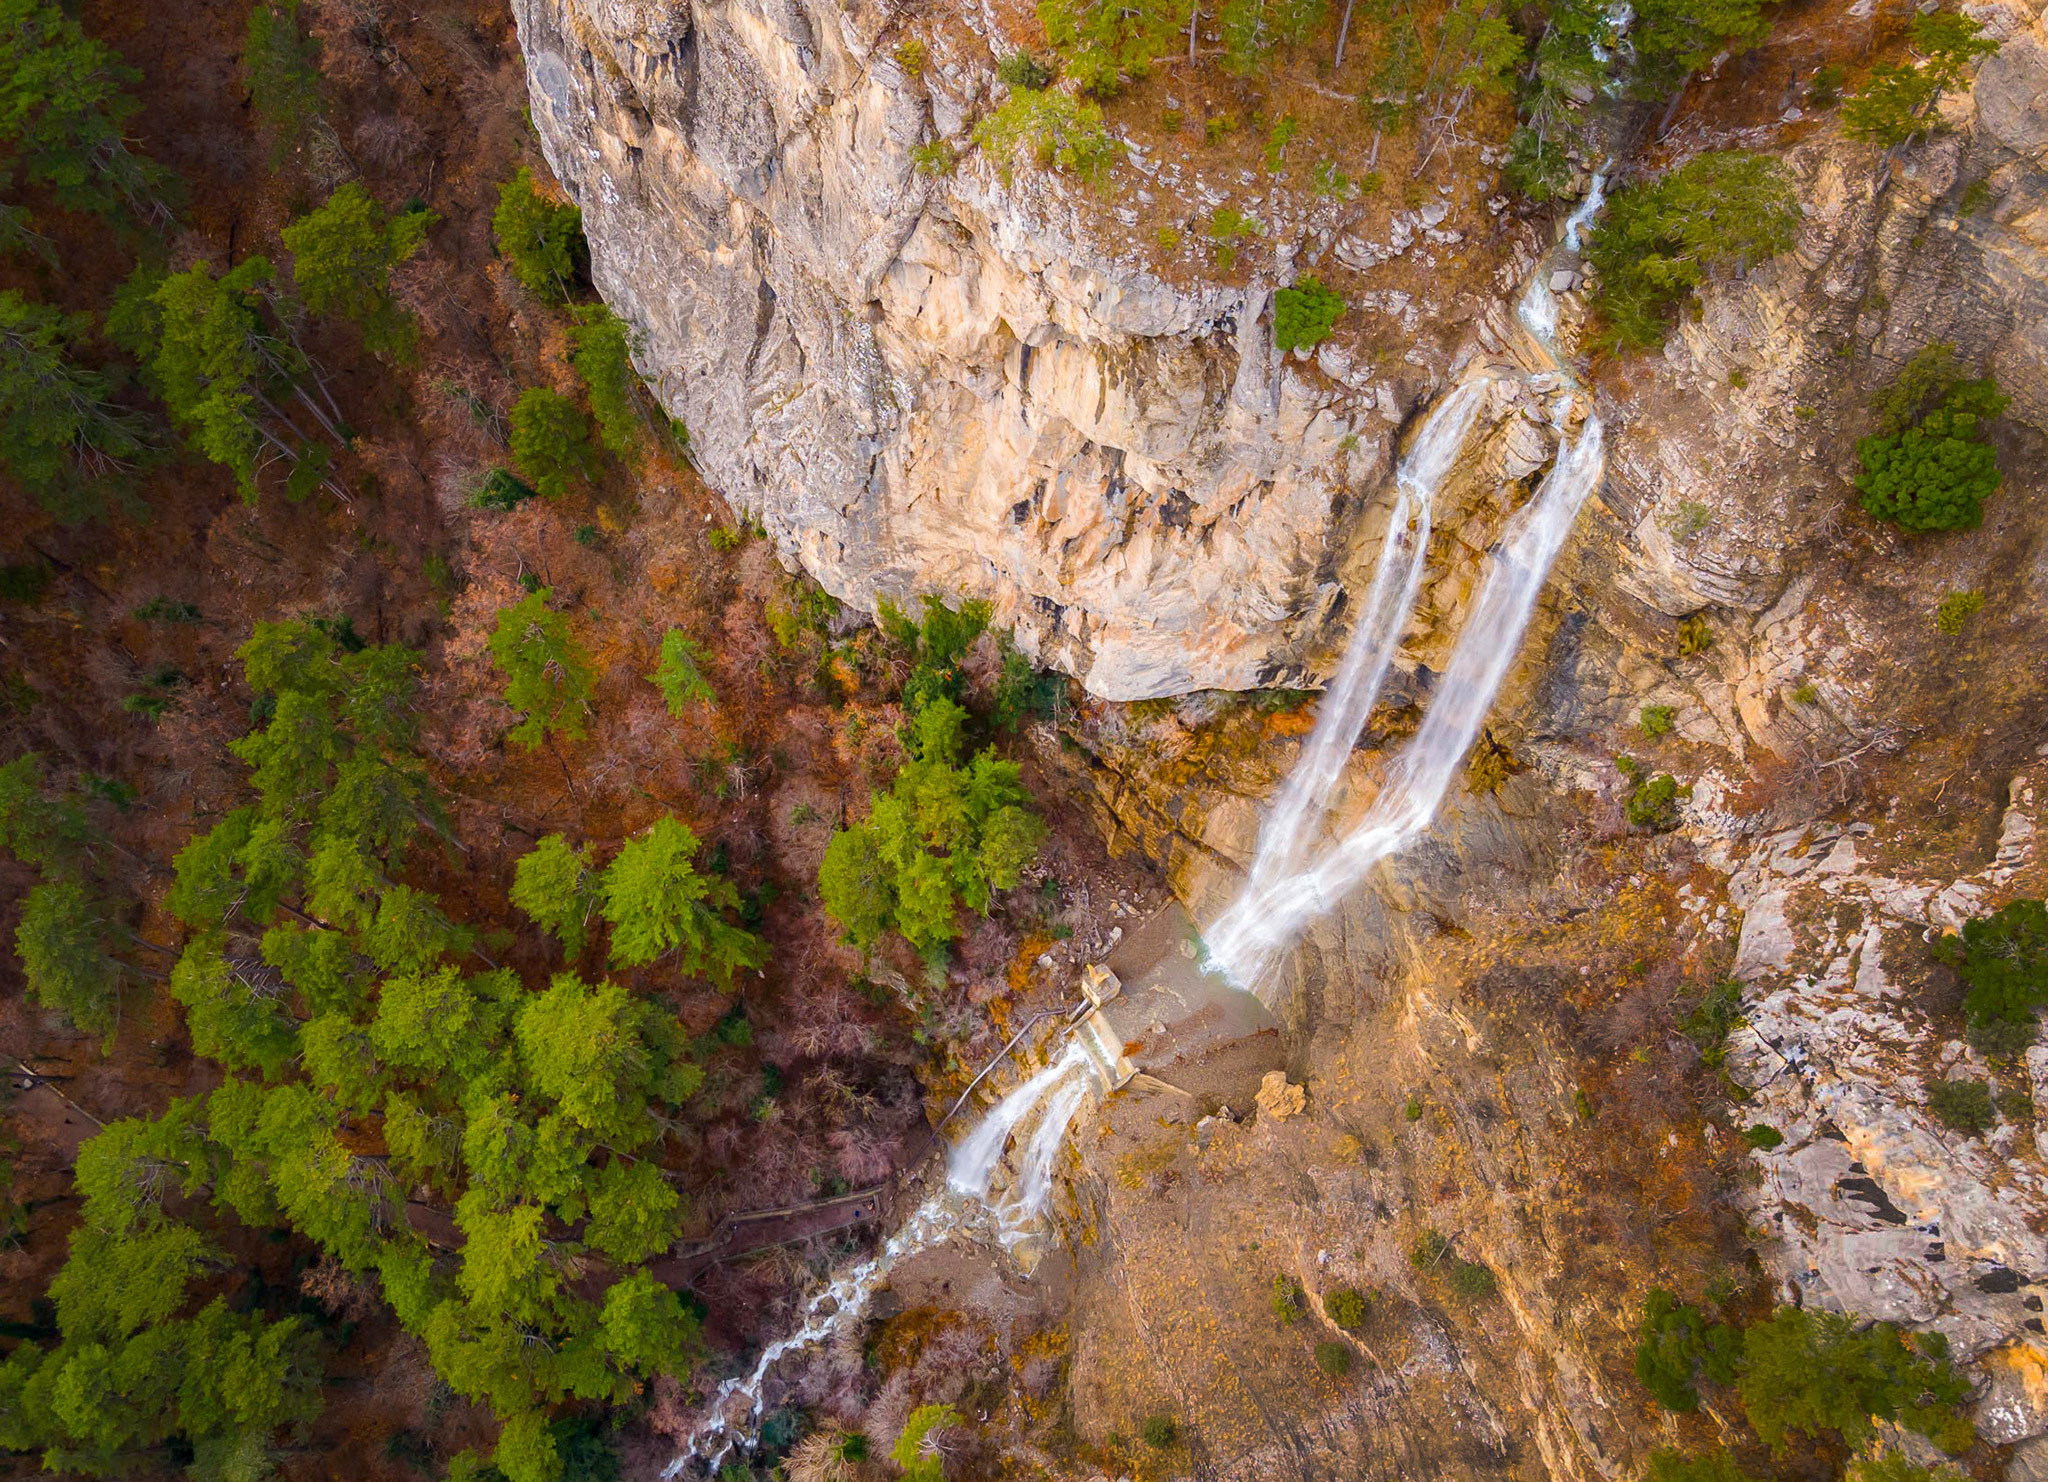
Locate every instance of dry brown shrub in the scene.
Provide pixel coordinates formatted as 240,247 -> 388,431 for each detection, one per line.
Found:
365,1332 -> 440,1419
952,912 -> 1019,980
828,1125 -> 895,1186
354,436 -> 429,500
784,1432 -> 855,1482
1583,984 -> 1670,1057
733,538 -> 781,596
643,1373 -> 703,1446
714,600 -> 775,682
301,1253 -> 382,1321
354,111 -> 427,171
860,1368 -> 914,1455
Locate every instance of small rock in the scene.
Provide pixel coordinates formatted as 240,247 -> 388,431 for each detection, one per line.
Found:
1256,1070 -> 1307,1121
1037,954 -> 1054,969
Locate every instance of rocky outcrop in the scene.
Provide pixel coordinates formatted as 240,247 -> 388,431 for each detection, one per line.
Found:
1718,760 -> 2048,1443
509,0 -> 2048,1475
508,0 -> 1553,698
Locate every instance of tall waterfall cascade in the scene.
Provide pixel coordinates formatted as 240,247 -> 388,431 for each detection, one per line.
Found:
666,180 -> 1607,1475
1205,176 -> 1610,999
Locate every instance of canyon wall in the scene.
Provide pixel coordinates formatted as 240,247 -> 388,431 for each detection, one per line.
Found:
512,0 -> 2048,1476
514,0 -> 2048,711
509,0 -> 1562,698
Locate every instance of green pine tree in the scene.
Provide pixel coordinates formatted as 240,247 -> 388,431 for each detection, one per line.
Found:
569,304 -> 642,455
487,588 -> 596,748
1630,0 -> 1771,94
244,0 -> 330,167
493,166 -> 585,301
282,183 -> 436,361
16,878 -> 124,1041
1274,275 -> 1346,351
1939,898 -> 2048,1035
509,386 -> 597,498
1635,1289 -> 1740,1411
1737,1307 -> 1973,1453
511,834 -> 601,957
1645,1451 -> 1760,1482
0,0 -> 171,226
0,291 -> 152,521
125,258 -> 350,502
1219,0 -> 1329,75
1843,13 -> 1998,147
599,816 -> 768,982
970,89 -> 1123,184
648,628 -> 715,714
1587,152 -> 1800,352
1855,375 -> 2006,532
1038,0 -> 1192,96
819,698 -> 1046,954
583,1159 -> 682,1263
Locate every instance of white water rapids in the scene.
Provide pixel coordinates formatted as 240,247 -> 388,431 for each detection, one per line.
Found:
669,1043 -> 1102,1476
1205,174 -> 1610,998
666,180 -> 1607,1476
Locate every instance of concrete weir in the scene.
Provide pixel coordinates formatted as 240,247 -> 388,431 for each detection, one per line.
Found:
1071,967 -> 1138,1091
1072,1009 -> 1137,1090
1085,903 -> 1285,1109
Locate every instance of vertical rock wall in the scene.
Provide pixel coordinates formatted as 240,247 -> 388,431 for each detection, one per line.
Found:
506,0 -> 1543,699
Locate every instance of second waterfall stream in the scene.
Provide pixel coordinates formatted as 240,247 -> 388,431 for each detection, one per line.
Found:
1207,175 -> 1609,998
666,180 -> 1608,1476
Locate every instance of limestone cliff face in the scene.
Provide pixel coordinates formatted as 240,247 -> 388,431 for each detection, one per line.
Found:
508,0 -> 1555,699
1719,767 -> 2048,1447
1048,3 -> 2048,1473
1583,0 -> 2048,761
511,0 -> 2048,1474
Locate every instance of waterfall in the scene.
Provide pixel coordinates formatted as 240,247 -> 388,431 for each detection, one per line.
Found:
666,1044 -> 1099,1474
946,1043 -> 1089,1201
1239,377 -> 1488,900
1206,177 -> 1609,997
666,177 -> 1609,1476
1204,411 -> 1605,995
993,1068 -> 1094,1242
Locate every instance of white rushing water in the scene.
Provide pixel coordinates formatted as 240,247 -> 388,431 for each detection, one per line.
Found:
669,1043 -> 1100,1475
1206,177 -> 1609,999
668,178 -> 1608,1475
1516,173 -> 1607,347
993,1066 -> 1095,1242
945,1043 -> 1088,1201
666,1192 -> 965,1477
1237,377 -> 1488,902
1203,410 -> 1605,995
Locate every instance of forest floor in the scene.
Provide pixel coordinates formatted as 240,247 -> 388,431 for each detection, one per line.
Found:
0,2 -> 1165,1478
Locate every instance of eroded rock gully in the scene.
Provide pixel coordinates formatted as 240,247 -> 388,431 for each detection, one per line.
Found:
511,0 -> 2048,1475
